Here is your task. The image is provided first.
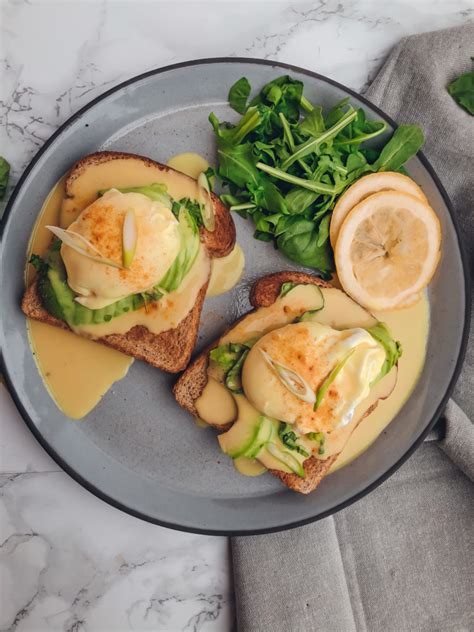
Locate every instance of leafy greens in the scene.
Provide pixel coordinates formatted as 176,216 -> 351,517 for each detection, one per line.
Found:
209,76 -> 424,276
447,60 -> 474,116
0,156 -> 10,200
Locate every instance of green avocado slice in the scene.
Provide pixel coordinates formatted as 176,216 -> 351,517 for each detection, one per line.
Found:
218,395 -> 264,459
264,442 -> 306,478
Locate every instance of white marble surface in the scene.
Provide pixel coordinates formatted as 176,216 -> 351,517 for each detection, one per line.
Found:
0,1 -> 471,630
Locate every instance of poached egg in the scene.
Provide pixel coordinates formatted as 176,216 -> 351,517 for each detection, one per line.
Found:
241,321 -> 385,434
61,189 -> 180,309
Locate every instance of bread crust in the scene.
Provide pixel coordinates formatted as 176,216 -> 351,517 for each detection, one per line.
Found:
174,272 -> 385,493
22,277 -> 209,372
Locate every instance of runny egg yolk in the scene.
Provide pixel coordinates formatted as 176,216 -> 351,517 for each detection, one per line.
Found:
61,189 -> 181,309
241,321 -> 385,434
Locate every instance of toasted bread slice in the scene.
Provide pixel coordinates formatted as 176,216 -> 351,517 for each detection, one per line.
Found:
174,272 -> 386,493
22,151 -> 235,373
22,279 -> 209,372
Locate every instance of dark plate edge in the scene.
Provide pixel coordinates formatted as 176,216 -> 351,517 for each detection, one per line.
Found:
0,56 -> 471,536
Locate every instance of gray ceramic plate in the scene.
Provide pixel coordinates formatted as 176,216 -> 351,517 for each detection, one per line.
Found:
0,59 -> 470,535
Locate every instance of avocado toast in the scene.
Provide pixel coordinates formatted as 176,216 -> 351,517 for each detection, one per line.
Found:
22,151 -> 236,372
174,272 -> 400,493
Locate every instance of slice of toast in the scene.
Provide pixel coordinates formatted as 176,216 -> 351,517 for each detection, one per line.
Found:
22,152 -> 236,373
174,272 -> 382,493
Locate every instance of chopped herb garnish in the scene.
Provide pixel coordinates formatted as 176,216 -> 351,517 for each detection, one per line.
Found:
279,422 -> 310,457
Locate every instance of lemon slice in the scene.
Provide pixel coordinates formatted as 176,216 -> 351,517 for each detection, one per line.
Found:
330,172 -> 427,248
335,191 -> 441,310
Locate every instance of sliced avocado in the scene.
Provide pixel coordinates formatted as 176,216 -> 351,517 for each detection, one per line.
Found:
38,250 -> 143,327
245,416 -> 276,458
159,207 -> 200,293
284,283 -> 324,306
288,284 -> 325,321
265,442 -> 306,478
43,251 -> 76,325
38,272 -> 67,322
225,349 -> 249,393
99,183 -> 172,208
218,395 -> 263,459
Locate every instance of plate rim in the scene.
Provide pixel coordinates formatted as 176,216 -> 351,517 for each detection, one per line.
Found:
0,57 -> 471,536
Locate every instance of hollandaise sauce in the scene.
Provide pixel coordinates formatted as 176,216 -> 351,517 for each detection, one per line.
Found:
26,178 -> 134,419
166,152 -> 210,180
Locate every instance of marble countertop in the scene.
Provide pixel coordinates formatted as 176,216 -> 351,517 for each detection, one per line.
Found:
1,1 -> 471,630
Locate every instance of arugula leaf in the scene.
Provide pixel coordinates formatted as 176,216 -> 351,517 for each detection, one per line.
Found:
210,343 -> 244,370
447,65 -> 474,115
209,341 -> 255,394
276,216 -> 334,274
217,139 -> 260,188
280,106 -> 357,170
228,77 -> 251,114
29,254 -> 47,273
371,125 -> 424,172
316,213 -> 331,247
285,187 -> 319,215
299,106 -> 325,137
251,75 -> 304,123
366,322 -> 402,383
247,178 -> 288,214
173,197 -> 204,227
0,156 -> 10,200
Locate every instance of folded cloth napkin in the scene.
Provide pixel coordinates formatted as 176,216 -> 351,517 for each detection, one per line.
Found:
232,25 -> 473,632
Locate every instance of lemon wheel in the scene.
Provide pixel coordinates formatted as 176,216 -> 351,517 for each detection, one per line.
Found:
335,190 -> 441,310
330,171 -> 427,248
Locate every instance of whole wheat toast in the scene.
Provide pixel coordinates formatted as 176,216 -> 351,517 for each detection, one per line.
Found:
21,152 -> 236,373
173,272 -> 383,493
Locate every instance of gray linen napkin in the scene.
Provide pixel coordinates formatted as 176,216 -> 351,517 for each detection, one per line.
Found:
232,25 -> 474,632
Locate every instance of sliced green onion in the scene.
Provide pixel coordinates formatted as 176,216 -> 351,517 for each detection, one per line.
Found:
45,225 -> 123,269
314,348 -> 356,411
197,172 -> 216,232
260,349 -> 316,405
122,209 -> 137,268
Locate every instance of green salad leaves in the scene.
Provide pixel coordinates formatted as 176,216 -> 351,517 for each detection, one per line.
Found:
209,76 -> 424,276
278,423 -> 310,457
366,322 -> 402,384
0,156 -> 10,200
447,60 -> 474,116
210,339 -> 256,394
